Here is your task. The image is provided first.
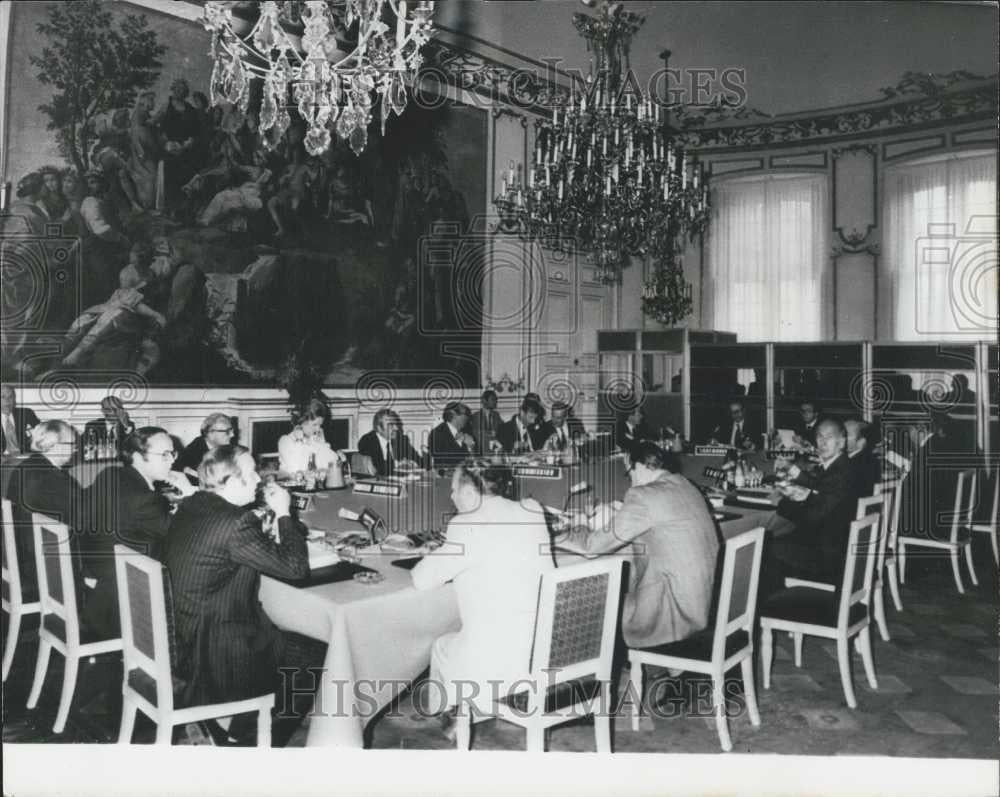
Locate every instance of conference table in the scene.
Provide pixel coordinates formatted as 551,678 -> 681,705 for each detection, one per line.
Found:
259,451 -> 778,749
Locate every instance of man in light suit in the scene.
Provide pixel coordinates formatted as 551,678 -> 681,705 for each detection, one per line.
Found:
468,389 -> 503,454
561,442 -> 719,649
163,444 -> 325,745
1,383 -> 40,456
356,409 -> 426,476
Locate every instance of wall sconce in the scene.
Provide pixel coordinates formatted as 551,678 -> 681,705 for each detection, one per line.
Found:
484,373 -> 525,394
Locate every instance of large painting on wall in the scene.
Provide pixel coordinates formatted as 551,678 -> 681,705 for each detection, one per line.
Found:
1,0 -> 485,392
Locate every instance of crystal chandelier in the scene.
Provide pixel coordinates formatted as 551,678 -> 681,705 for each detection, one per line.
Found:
493,2 -> 709,289
203,1 -> 435,156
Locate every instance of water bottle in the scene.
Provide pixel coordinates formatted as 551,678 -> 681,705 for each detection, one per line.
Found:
734,459 -> 746,489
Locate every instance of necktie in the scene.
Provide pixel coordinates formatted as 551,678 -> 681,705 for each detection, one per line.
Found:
731,422 -> 740,446
3,415 -> 19,454
386,440 -> 394,469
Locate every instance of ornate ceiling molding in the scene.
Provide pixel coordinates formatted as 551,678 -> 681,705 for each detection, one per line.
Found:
421,39 -> 997,151
667,72 -> 998,151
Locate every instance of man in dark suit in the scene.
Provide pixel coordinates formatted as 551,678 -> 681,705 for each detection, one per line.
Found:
2,420 -> 83,601
537,401 -> 585,452
710,399 -> 761,450
468,389 -> 503,454
429,402 -> 475,467
82,395 -> 136,457
793,400 -> 823,448
523,391 -> 549,449
162,444 -> 325,745
1,383 -> 40,456
80,426 -> 195,637
845,418 -> 881,498
173,412 -> 236,482
761,418 -> 862,595
497,397 -> 544,454
615,405 -> 654,454
356,409 -> 425,476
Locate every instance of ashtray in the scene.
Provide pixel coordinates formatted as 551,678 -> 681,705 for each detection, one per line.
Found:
353,571 -> 384,585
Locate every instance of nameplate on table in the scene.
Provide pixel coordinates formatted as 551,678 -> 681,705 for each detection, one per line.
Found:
290,492 -> 314,512
353,480 -> 405,498
513,464 -> 561,479
695,445 -> 733,457
703,466 -> 726,480
764,448 -> 799,460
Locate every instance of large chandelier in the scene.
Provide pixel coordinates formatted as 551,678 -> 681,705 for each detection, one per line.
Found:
203,1 -> 435,155
493,2 -> 709,289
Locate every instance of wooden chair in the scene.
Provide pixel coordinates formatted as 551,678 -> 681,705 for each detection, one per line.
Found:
453,558 -> 624,752
876,478 -> 904,612
114,545 -> 274,745
760,514 -> 881,709
26,513 -> 123,733
785,492 -> 892,642
969,472 -> 999,567
2,498 -> 41,681
898,469 -> 977,594
628,527 -> 765,752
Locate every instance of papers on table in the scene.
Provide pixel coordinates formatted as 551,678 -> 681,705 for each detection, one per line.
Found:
307,538 -> 341,569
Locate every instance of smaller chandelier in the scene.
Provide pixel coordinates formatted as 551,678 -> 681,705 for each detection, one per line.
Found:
493,2 -> 709,286
203,1 -> 435,156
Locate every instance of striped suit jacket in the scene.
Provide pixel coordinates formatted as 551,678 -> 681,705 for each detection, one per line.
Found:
162,491 -> 309,705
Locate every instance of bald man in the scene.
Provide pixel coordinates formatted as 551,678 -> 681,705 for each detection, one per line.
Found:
761,418 -> 862,595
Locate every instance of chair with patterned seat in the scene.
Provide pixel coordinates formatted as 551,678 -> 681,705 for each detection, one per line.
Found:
114,545 -> 274,746
760,513 -> 881,709
452,558 -> 624,752
25,513 -> 123,733
627,526 -> 765,752
898,469 -> 977,594
2,498 -> 41,681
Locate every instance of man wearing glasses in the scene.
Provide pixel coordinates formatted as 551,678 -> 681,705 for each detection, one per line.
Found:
81,426 -> 195,637
174,412 -> 236,483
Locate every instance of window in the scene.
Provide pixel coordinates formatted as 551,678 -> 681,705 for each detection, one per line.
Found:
883,151 -> 997,341
708,173 -> 829,342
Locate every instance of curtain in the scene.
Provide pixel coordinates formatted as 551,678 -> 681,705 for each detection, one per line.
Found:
708,173 -> 829,342
883,151 -> 997,341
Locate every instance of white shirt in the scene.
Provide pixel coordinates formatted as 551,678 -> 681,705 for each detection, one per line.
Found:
278,432 -> 340,474
446,421 -> 466,447
377,432 -> 392,463
515,417 -> 533,449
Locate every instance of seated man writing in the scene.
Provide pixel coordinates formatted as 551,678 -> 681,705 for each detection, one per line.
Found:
559,442 -> 720,650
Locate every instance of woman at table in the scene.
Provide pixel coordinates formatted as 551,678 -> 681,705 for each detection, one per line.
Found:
277,398 -> 344,475
411,459 -> 554,733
